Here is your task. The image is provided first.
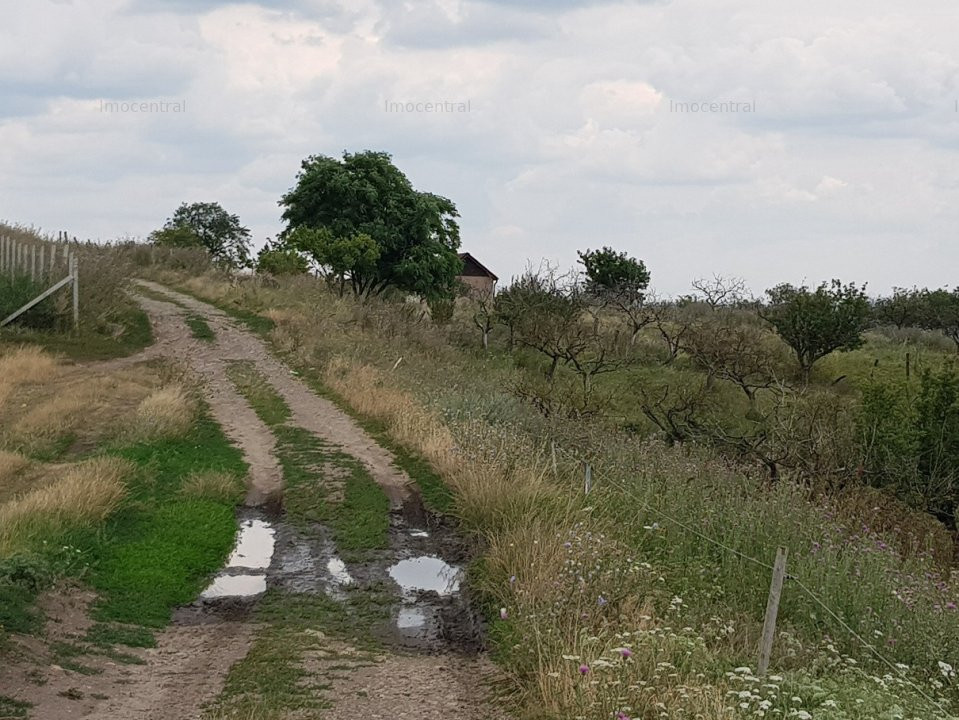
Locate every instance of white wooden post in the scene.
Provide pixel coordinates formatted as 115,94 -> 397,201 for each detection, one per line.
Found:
70,252 -> 79,332
758,547 -> 788,676
584,462 -> 593,495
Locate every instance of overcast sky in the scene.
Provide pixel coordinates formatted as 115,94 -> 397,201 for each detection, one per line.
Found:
1,0 -> 958,295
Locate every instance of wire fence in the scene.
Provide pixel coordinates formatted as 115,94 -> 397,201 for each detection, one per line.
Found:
547,438 -> 953,717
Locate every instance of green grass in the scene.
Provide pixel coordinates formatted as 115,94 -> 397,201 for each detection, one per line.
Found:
0,695 -> 31,718
224,362 -> 389,557
211,585 -> 389,718
185,314 -> 215,342
276,426 -> 390,557
78,413 -> 247,626
0,307 -> 153,362
225,361 -> 291,426
0,412 -> 247,632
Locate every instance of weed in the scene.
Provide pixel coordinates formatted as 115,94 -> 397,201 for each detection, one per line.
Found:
0,695 -> 31,718
185,314 -> 215,342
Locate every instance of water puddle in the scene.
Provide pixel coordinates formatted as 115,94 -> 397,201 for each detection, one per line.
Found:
227,518 -> 276,569
388,555 -> 462,597
201,573 -> 267,599
396,606 -> 428,629
327,557 -> 354,586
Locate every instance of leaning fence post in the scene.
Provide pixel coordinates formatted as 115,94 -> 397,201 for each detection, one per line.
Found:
70,252 -> 79,332
758,547 -> 788,676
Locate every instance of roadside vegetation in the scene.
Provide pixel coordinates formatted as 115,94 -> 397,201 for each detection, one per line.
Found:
0,345 -> 247,668
0,224 -> 152,361
152,260 -> 959,720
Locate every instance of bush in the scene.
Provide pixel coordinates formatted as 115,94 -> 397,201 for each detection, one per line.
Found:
0,273 -> 59,330
857,365 -> 959,527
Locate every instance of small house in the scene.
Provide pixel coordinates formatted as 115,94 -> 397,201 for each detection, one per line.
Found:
457,252 -> 498,298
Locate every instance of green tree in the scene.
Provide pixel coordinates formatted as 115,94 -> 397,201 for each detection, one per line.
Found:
873,287 -> 925,329
279,150 -> 462,299
150,202 -> 252,268
759,280 -> 870,382
577,247 -> 652,344
286,227 -> 380,296
920,287 -> 959,352
255,241 -> 309,276
577,246 -> 650,300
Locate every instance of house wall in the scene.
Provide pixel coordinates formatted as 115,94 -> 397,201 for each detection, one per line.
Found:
458,275 -> 496,297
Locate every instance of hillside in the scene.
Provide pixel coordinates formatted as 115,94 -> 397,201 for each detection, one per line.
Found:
0,229 -> 957,720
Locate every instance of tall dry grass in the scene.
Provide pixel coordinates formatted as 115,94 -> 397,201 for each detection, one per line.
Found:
0,450 -> 30,484
128,385 -> 195,442
0,346 -> 59,408
0,456 -> 132,556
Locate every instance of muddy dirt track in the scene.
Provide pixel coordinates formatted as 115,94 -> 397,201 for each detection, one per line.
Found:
4,282 -> 509,720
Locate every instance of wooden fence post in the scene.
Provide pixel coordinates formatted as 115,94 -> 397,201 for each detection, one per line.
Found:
758,547 -> 788,676
584,462 -> 592,495
70,252 -> 79,332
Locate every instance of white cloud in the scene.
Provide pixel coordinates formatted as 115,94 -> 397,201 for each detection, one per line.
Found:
1,0 -> 959,294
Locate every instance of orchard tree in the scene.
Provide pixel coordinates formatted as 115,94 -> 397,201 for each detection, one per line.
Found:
759,280 -> 870,382
577,247 -> 652,344
921,287 -> 959,353
150,201 -> 252,268
280,150 -> 462,300
873,287 -> 925,329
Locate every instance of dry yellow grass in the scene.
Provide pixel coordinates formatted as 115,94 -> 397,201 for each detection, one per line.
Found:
180,470 -> 245,503
0,450 -> 30,484
0,456 -> 132,556
0,345 -> 59,408
128,385 -> 194,441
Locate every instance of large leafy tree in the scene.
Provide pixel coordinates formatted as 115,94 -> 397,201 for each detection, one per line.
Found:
759,280 -> 870,381
150,201 -> 252,268
279,151 -> 462,299
577,247 -> 652,344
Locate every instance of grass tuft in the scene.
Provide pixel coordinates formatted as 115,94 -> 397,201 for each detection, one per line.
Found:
0,457 -> 132,557
128,385 -> 195,442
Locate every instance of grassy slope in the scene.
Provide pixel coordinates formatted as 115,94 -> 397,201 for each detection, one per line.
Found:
168,271 -> 959,720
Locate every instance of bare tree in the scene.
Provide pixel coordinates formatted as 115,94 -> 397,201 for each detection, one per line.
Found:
690,275 -> 749,311
682,317 -> 788,410
471,290 -> 496,351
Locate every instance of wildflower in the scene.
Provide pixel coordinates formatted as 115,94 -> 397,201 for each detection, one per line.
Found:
617,647 -> 633,659
939,661 -> 955,679
616,713 -> 630,720
578,664 -> 590,675
499,607 -> 508,620
509,575 -> 516,584
598,596 -> 608,607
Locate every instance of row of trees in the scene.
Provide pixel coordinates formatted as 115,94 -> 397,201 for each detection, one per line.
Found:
150,152 -> 466,303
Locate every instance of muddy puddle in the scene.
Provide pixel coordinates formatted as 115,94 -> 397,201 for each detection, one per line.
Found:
177,492 -> 486,654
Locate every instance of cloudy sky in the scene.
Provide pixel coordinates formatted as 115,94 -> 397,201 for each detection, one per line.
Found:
1,0 -> 958,295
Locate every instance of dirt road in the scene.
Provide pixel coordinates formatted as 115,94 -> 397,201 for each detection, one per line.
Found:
6,282 -> 508,720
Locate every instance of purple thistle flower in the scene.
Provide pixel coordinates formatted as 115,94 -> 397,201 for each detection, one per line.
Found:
616,713 -> 630,720
620,647 -> 632,659
578,664 -> 590,675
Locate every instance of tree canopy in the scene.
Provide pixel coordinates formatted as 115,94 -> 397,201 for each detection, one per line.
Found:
279,151 -> 462,299
577,246 -> 650,302
150,201 -> 252,268
760,280 -> 870,380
